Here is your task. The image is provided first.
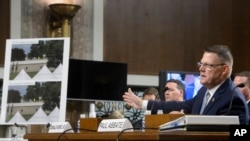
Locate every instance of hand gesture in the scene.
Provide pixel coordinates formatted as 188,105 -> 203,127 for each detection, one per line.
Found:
123,88 -> 143,109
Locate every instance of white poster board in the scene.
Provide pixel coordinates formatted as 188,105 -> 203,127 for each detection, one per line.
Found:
0,38 -> 70,125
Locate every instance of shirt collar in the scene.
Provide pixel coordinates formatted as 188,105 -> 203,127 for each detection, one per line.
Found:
207,81 -> 225,98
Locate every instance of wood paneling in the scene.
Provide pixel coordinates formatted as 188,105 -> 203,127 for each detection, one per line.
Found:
104,0 -> 250,75
1,0 -> 250,74
0,0 -> 10,65
232,0 -> 250,73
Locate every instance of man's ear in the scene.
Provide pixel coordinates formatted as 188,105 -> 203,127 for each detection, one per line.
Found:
180,90 -> 185,98
222,64 -> 230,76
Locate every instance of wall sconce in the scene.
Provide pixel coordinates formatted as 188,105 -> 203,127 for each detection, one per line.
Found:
47,3 -> 81,37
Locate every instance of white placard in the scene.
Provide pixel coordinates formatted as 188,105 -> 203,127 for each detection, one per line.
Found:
48,122 -> 74,133
0,38 -> 70,124
97,118 -> 133,132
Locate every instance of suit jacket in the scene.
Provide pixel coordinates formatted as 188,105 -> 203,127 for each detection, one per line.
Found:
147,78 -> 249,124
248,102 -> 250,113
248,101 -> 250,124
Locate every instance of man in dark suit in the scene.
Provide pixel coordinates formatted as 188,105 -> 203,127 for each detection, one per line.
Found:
123,45 -> 249,125
233,71 -> 250,124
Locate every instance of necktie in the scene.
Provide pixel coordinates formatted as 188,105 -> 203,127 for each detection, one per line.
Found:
200,92 -> 210,114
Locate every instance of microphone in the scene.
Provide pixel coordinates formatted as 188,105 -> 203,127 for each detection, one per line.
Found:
226,83 -> 245,115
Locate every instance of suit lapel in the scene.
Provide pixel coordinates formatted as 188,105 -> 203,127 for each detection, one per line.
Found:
203,94 -> 220,113
203,80 -> 228,113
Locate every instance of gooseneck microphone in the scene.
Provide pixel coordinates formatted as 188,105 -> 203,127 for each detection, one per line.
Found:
226,83 -> 245,115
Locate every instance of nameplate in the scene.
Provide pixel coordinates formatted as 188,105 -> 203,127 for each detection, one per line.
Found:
97,118 -> 133,132
48,122 -> 74,133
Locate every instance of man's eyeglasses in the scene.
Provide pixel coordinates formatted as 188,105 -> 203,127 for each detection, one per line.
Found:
197,62 -> 225,70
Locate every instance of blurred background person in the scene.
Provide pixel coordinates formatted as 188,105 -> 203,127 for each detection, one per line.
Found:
233,71 -> 250,124
142,87 -> 159,100
164,79 -> 185,114
164,79 -> 185,102
132,87 -> 159,129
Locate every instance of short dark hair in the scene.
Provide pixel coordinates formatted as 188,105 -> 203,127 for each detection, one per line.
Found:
205,45 -> 233,75
234,71 -> 250,86
165,79 -> 185,95
143,87 -> 159,100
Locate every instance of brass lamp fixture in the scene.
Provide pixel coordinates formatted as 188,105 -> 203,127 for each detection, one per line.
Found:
47,3 -> 81,37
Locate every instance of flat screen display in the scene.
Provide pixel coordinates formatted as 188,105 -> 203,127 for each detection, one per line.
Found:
159,70 -> 202,101
67,59 -> 127,101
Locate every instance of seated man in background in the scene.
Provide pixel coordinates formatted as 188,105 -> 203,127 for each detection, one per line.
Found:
164,79 -> 185,114
233,71 -> 250,124
132,87 -> 159,129
164,79 -> 185,102
142,87 -> 159,101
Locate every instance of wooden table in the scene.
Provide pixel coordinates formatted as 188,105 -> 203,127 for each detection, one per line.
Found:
24,131 -> 159,141
159,130 -> 229,141
24,130 -> 229,141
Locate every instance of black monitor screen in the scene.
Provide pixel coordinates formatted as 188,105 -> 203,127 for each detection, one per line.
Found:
159,70 -> 202,101
67,59 -> 127,101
